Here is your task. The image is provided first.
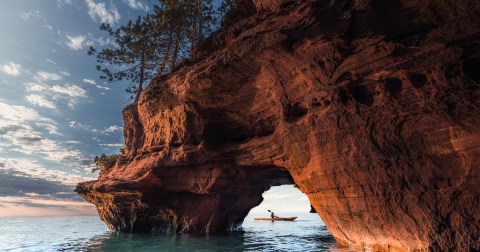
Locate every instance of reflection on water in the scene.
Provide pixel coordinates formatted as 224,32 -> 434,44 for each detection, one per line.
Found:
0,213 -> 359,251
58,213 -> 358,252
64,230 -> 352,252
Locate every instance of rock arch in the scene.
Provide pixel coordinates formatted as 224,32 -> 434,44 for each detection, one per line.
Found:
77,0 -> 480,251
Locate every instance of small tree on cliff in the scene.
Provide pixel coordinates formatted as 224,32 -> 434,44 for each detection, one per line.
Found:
91,153 -> 121,173
88,16 -> 162,103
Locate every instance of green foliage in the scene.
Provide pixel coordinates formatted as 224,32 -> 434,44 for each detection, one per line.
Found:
91,153 -> 121,173
88,0 -> 233,103
88,15 -> 161,102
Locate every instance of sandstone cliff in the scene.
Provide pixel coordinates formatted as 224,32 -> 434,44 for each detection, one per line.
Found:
76,0 -> 480,251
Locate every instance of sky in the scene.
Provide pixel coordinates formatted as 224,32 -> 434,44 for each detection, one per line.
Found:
250,185 -> 311,214
0,0 -> 310,217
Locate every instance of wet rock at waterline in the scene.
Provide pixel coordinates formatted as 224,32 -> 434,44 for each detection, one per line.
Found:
76,0 -> 480,251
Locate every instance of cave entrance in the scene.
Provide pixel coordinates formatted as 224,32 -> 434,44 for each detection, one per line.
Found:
240,185 -> 336,250
248,185 -> 311,215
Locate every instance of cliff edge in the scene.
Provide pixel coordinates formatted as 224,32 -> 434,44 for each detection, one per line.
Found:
77,0 -> 480,251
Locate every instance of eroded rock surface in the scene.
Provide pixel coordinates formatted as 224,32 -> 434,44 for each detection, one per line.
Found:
77,0 -> 480,251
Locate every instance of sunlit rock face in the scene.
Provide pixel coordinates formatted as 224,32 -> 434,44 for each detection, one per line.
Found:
77,0 -> 480,251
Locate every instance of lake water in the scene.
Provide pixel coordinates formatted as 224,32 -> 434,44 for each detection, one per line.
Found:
0,212 -> 359,251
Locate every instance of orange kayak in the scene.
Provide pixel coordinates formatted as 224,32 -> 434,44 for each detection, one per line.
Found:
253,217 -> 297,221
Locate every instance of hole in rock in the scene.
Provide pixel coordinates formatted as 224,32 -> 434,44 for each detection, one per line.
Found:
445,63 -> 461,79
338,88 -> 349,104
204,120 -> 254,143
385,78 -> 403,96
463,58 -> 480,83
350,85 -> 374,106
248,185 -> 312,215
312,98 -> 322,107
284,102 -> 309,121
242,185 -> 334,248
409,73 -> 427,88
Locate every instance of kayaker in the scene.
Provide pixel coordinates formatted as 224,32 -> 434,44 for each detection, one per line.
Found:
269,210 -> 278,219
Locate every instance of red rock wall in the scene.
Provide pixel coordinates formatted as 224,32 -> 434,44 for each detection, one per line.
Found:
77,0 -> 480,251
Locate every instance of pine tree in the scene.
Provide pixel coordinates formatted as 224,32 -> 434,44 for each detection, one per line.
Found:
88,16 -> 162,103
143,0 -> 190,72
217,0 -> 233,24
89,0 -> 233,103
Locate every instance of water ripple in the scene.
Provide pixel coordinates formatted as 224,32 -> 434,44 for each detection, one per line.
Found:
0,213 -> 361,251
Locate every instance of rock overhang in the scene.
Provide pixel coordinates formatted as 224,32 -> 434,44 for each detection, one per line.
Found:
77,0 -> 480,251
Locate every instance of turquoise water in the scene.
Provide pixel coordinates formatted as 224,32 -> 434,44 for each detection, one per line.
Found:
0,212 -> 358,251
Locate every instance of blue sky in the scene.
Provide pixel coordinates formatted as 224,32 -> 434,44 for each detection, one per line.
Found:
0,0 -> 310,217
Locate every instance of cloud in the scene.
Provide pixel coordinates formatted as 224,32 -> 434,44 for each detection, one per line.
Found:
0,197 -> 97,217
44,24 -> 54,31
60,71 -> 71,77
249,185 -> 311,213
35,122 -> 61,135
35,71 -> 63,81
101,125 -> 123,134
123,0 -> 149,11
67,35 -> 86,50
0,100 -> 54,124
64,140 -> 82,144
20,10 -> 40,21
0,170 -> 90,213
0,100 -> 97,217
45,59 -> 57,65
1,128 -> 91,166
83,78 -> 111,90
41,149 -> 92,166
0,142 -> 10,151
99,143 -> 123,147
0,62 -> 22,76
24,192 -> 40,197
71,121 -> 115,136
85,0 -> 120,25
26,83 -> 47,92
90,35 -> 115,47
57,0 -> 73,7
62,32 -> 116,51
69,121 -> 93,131
96,85 -> 111,90
0,101 -> 92,168
83,79 -> 96,85
0,171 -> 75,198
25,94 -> 57,109
3,127 -> 57,154
0,158 -> 93,186
0,188 -> 97,217
262,192 -> 299,200
26,70 -> 88,109
0,196 -> 94,209
51,84 -> 87,98
26,83 -> 87,109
